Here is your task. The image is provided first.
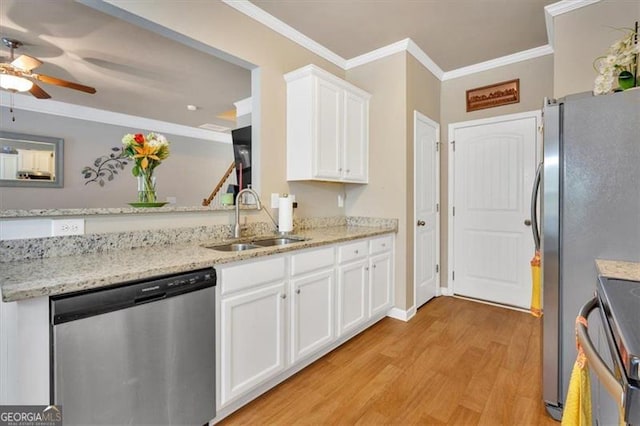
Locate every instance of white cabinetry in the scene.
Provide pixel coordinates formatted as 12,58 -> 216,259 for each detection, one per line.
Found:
0,153 -> 18,179
289,246 -> 335,364
337,240 -> 369,336
285,64 -> 370,183
219,256 -> 287,407
368,235 -> 394,317
17,149 -> 53,173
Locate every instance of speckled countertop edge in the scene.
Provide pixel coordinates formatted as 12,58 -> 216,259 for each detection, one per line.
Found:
1,225 -> 396,302
596,259 -> 640,281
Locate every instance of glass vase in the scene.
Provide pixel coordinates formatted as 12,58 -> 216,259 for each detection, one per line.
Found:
618,71 -> 635,90
137,172 -> 157,203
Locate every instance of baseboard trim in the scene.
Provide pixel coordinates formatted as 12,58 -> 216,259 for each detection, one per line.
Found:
440,287 -> 454,296
386,305 -> 416,322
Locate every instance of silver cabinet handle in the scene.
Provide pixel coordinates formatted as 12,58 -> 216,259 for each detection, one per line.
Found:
373,264 -> 377,269
346,169 -> 350,173
354,250 -> 359,254
338,168 -> 343,172
417,220 -> 426,226
296,289 -> 300,294
524,219 -> 532,226
365,267 -> 369,271
281,293 -> 287,299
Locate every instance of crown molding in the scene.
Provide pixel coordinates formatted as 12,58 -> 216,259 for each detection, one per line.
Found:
221,0 -> 347,69
0,93 -> 232,144
406,39 -> 445,80
442,44 -> 554,81
345,39 -> 408,69
544,0 -> 601,48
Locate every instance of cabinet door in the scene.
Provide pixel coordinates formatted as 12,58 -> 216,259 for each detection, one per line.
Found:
34,151 -> 53,173
220,281 -> 286,406
0,154 -> 18,179
369,252 -> 393,317
313,78 -> 342,179
337,259 -> 368,337
17,149 -> 34,171
290,269 -> 335,364
342,90 -> 368,182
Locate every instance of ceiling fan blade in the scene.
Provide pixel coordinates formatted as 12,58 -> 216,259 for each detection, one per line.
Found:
29,83 -> 51,99
34,73 -> 96,94
11,54 -> 42,71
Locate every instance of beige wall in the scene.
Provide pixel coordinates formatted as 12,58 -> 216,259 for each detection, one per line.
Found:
439,54 -> 554,286
553,1 -> 640,98
345,53 -> 408,308
107,0 -> 346,220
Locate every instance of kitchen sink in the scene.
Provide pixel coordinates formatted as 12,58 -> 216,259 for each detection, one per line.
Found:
205,243 -> 261,252
252,237 -> 307,247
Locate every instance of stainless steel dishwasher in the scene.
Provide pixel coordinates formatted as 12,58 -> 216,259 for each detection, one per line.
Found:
50,268 -> 216,426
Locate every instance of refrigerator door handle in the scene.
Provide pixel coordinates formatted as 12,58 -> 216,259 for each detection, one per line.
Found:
531,162 -> 543,250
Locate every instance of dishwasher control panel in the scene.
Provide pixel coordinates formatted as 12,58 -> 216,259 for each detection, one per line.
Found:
51,268 -> 216,324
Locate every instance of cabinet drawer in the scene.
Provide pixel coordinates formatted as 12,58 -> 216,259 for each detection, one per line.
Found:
369,235 -> 393,255
291,246 -> 335,276
338,240 -> 368,264
220,256 -> 286,295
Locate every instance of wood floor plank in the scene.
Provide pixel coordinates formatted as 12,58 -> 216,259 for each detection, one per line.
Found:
219,297 -> 558,425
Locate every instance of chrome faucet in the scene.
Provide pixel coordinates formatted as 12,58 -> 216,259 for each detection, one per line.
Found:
234,188 -> 262,238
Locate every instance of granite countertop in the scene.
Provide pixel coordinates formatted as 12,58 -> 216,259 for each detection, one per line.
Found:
596,259 -> 640,281
0,225 -> 395,302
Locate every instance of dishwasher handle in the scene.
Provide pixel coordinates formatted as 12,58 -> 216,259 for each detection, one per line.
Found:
576,297 -> 624,405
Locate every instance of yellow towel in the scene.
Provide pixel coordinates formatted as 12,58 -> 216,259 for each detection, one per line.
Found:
561,316 -> 592,426
530,250 -> 542,317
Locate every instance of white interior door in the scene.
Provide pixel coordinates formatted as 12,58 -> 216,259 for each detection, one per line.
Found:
414,111 -> 439,308
450,112 -> 539,308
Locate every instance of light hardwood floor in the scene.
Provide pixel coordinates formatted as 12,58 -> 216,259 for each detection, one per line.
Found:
220,296 -> 559,425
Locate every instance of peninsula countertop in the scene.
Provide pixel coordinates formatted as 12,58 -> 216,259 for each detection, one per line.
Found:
1,225 -> 396,303
596,259 -> 640,281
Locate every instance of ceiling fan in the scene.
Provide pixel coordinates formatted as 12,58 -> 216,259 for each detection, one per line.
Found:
0,37 -> 96,99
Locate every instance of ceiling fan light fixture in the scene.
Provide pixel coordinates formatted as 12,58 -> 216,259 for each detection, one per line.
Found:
0,74 -> 33,92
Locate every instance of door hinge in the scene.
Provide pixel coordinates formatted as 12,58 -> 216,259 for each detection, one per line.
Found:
435,141 -> 440,152
436,203 -> 439,213
452,271 -> 455,281
451,140 -> 455,152
452,206 -> 455,216
436,264 -> 439,273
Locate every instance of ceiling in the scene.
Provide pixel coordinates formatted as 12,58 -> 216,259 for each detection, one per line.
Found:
251,0 -> 556,71
0,0 -> 252,130
0,0 -> 557,130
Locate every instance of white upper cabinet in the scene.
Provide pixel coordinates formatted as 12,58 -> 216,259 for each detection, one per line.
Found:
285,65 -> 370,183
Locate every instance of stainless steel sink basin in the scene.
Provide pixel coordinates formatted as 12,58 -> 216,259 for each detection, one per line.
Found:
252,237 -> 307,247
205,243 -> 261,252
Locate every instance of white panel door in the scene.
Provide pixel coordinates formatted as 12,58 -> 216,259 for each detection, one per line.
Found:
313,78 -> 342,179
451,114 -> 538,308
369,252 -> 392,316
290,269 -> 335,364
337,259 -> 368,337
414,112 -> 439,308
220,281 -> 286,406
342,91 -> 368,182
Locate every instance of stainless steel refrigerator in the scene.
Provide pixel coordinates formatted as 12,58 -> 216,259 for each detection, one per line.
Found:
537,89 -> 640,419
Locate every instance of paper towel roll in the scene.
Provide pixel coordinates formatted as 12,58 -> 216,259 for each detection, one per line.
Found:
278,195 -> 293,233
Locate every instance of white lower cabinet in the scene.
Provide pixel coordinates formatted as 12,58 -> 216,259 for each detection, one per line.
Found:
369,252 -> 393,317
217,233 -> 395,417
290,269 -> 334,363
220,281 -> 286,405
337,259 -> 369,337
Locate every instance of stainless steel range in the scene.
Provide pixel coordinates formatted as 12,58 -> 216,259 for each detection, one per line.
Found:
577,277 -> 640,425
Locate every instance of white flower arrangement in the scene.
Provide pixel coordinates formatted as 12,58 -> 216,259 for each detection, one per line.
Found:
593,28 -> 639,95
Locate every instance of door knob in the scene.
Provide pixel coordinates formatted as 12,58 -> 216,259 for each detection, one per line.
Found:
524,219 -> 532,226
417,220 -> 426,226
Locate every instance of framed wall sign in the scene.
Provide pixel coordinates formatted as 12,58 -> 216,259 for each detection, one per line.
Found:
466,79 -> 520,112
